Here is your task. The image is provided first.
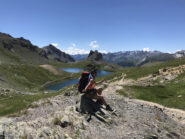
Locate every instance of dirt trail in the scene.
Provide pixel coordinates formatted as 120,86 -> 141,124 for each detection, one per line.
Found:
40,64 -> 61,75
103,75 -> 185,125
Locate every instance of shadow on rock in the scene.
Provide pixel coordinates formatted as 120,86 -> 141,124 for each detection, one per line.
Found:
77,94 -> 107,123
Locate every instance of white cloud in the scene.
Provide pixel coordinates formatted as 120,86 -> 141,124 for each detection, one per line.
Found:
65,47 -> 89,55
89,41 -> 99,49
64,42 -> 108,55
51,43 -> 59,47
143,48 -> 150,52
64,43 -> 89,55
99,50 -> 108,54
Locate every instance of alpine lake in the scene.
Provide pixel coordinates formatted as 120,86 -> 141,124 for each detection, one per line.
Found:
46,68 -> 112,91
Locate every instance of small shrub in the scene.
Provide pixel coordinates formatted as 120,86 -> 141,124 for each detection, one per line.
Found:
29,103 -> 39,108
53,117 -> 61,125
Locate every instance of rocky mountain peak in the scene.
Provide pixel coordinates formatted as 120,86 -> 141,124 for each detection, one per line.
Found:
40,44 -> 75,62
87,50 -> 103,61
43,44 -> 61,55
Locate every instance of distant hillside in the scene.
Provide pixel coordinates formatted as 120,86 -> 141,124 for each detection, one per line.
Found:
0,32 -> 74,64
72,51 -> 164,66
72,51 -> 163,63
103,51 -> 162,65
138,53 -> 175,66
71,54 -> 88,61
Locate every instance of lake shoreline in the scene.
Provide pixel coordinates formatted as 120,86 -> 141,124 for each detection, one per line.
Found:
45,68 -> 112,91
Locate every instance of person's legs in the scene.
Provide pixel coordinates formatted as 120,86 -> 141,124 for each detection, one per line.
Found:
94,94 -> 107,106
85,89 -> 113,111
91,94 -> 113,111
86,89 -> 107,106
97,88 -> 103,95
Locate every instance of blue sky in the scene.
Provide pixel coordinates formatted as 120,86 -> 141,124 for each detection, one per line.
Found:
0,0 -> 185,54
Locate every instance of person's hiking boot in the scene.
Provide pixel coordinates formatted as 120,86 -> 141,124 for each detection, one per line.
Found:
106,105 -> 113,111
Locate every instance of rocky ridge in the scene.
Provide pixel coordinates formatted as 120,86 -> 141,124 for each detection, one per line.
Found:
87,50 -> 103,61
0,72 -> 185,139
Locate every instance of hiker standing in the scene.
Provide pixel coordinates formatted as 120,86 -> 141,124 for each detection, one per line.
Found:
84,70 -> 113,111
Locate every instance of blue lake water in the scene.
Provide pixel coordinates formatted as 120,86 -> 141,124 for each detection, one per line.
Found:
46,79 -> 79,91
61,68 -> 83,73
46,69 -> 112,91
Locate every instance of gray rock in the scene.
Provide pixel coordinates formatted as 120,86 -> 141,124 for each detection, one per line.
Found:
60,115 -> 70,128
164,75 -> 176,81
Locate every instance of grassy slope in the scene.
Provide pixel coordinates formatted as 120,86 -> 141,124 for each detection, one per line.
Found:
0,64 -> 72,91
0,46 -> 22,64
121,56 -> 185,79
126,84 -> 185,110
0,63 -> 73,116
0,91 -> 59,116
118,57 -> 185,110
13,45 -> 48,64
52,60 -> 92,68
120,76 -> 185,110
0,43 -> 50,65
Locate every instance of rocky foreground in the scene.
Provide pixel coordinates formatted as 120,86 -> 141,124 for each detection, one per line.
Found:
0,75 -> 185,139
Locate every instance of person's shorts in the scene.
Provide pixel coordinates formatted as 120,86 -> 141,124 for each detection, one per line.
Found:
85,89 -> 97,98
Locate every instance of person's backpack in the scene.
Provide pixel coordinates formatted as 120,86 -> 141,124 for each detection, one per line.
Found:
78,72 -> 90,93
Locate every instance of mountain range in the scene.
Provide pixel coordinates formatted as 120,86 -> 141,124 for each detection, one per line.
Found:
72,50 -> 185,67
1,32 -> 185,67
